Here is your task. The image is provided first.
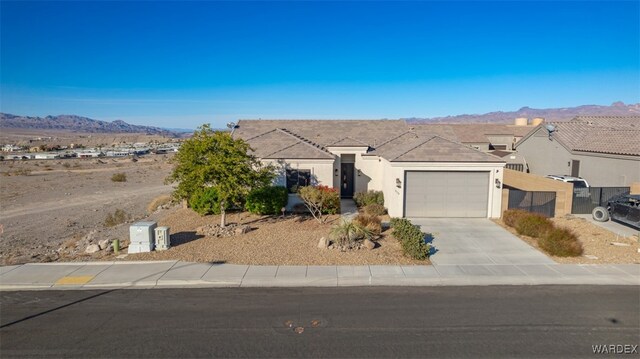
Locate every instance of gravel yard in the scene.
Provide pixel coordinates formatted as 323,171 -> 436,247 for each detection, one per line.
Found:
123,208 -> 427,265
494,215 -> 639,264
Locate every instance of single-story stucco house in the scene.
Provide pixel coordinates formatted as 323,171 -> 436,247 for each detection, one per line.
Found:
514,116 -> 640,187
233,120 -> 506,219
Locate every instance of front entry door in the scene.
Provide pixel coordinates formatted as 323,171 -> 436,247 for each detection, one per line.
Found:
341,163 -> 355,198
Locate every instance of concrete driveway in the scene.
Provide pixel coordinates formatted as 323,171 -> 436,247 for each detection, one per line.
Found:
411,218 -> 555,265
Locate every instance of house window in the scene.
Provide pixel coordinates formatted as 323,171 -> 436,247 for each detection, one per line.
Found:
286,169 -> 311,193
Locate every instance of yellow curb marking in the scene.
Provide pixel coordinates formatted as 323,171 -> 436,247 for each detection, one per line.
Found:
55,276 -> 95,285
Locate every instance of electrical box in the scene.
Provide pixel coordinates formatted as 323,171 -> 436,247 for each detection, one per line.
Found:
128,221 -> 157,253
154,226 -> 171,251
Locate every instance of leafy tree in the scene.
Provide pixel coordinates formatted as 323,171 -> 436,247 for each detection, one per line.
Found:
166,124 -> 275,227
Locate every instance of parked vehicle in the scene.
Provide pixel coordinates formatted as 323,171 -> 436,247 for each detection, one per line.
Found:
592,194 -> 640,230
546,175 -> 590,198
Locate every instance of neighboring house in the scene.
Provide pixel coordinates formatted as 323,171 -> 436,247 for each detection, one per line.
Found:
515,116 -> 640,187
489,150 -> 528,172
233,120 -> 506,218
409,123 -> 536,151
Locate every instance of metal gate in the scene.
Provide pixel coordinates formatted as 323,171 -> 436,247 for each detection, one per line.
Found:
571,187 -> 630,214
508,190 -> 556,217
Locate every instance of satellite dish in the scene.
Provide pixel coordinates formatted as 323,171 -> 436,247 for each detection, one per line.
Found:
226,122 -> 236,129
545,124 -> 556,133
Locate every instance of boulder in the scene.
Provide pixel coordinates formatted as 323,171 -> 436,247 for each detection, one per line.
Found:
363,239 -> 376,250
98,239 -> 110,250
317,237 -> 329,249
235,225 -> 251,235
85,244 -> 100,254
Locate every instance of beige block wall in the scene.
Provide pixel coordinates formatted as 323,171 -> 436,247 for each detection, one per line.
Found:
501,189 -> 510,215
503,169 -> 573,217
631,182 -> 640,195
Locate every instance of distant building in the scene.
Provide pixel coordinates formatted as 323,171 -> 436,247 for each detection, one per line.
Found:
515,116 -> 640,186
2,144 -> 22,152
34,153 -> 60,160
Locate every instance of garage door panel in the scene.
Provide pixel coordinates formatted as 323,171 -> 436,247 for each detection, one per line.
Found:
405,171 -> 489,218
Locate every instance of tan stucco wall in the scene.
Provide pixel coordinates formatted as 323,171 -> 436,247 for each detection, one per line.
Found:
503,169 -> 573,217
326,147 -> 372,194
516,127 -> 640,186
631,182 -> 640,195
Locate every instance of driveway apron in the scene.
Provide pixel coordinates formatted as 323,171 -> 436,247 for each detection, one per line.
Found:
410,218 -> 555,265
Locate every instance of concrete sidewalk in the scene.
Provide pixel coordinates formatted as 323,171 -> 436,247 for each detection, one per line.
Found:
1,261 -> 638,290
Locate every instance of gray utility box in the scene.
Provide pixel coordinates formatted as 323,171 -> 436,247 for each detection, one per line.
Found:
154,226 -> 171,251
129,221 -> 157,253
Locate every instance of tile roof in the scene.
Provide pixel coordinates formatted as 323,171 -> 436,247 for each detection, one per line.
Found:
327,136 -> 370,147
411,124 -> 536,143
244,128 -> 334,159
570,116 -> 640,128
236,120 -> 506,163
370,135 -> 504,162
573,129 -> 640,156
235,120 -> 408,147
518,116 -> 640,156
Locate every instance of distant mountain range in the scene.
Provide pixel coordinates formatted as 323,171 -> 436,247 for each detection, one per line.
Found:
2,102 -> 639,133
0,113 -> 188,136
404,102 -> 640,124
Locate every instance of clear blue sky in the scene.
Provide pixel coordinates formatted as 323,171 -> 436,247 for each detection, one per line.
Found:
1,1 -> 638,129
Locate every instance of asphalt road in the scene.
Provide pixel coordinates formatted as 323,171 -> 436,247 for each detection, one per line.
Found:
1,286 -> 638,358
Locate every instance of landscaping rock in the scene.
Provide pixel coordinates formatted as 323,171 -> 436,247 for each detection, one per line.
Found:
611,242 -> 630,247
318,237 -> 329,249
363,238 -> 376,250
98,239 -> 110,250
235,225 -> 251,235
197,223 -> 242,238
85,244 -> 100,254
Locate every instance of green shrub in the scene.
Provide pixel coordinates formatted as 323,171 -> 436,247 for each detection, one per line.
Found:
298,185 -> 340,223
390,217 -> 430,260
353,190 -> 384,208
111,172 -> 127,182
105,209 -> 128,227
502,209 -> 529,228
353,214 -> 382,236
363,203 -> 386,216
189,187 -> 229,215
515,213 -> 553,238
245,186 -> 288,215
539,227 -> 583,257
390,218 -> 414,241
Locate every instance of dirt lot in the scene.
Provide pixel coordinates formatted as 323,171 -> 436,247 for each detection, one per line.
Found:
0,155 -> 175,265
495,215 -> 639,264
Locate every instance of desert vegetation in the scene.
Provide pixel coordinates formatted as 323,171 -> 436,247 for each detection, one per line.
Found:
502,209 -> 583,257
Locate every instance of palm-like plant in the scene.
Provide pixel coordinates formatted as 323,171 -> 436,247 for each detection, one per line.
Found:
329,219 -> 373,250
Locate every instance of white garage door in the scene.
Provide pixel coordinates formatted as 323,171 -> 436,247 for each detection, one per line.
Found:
404,171 -> 490,218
